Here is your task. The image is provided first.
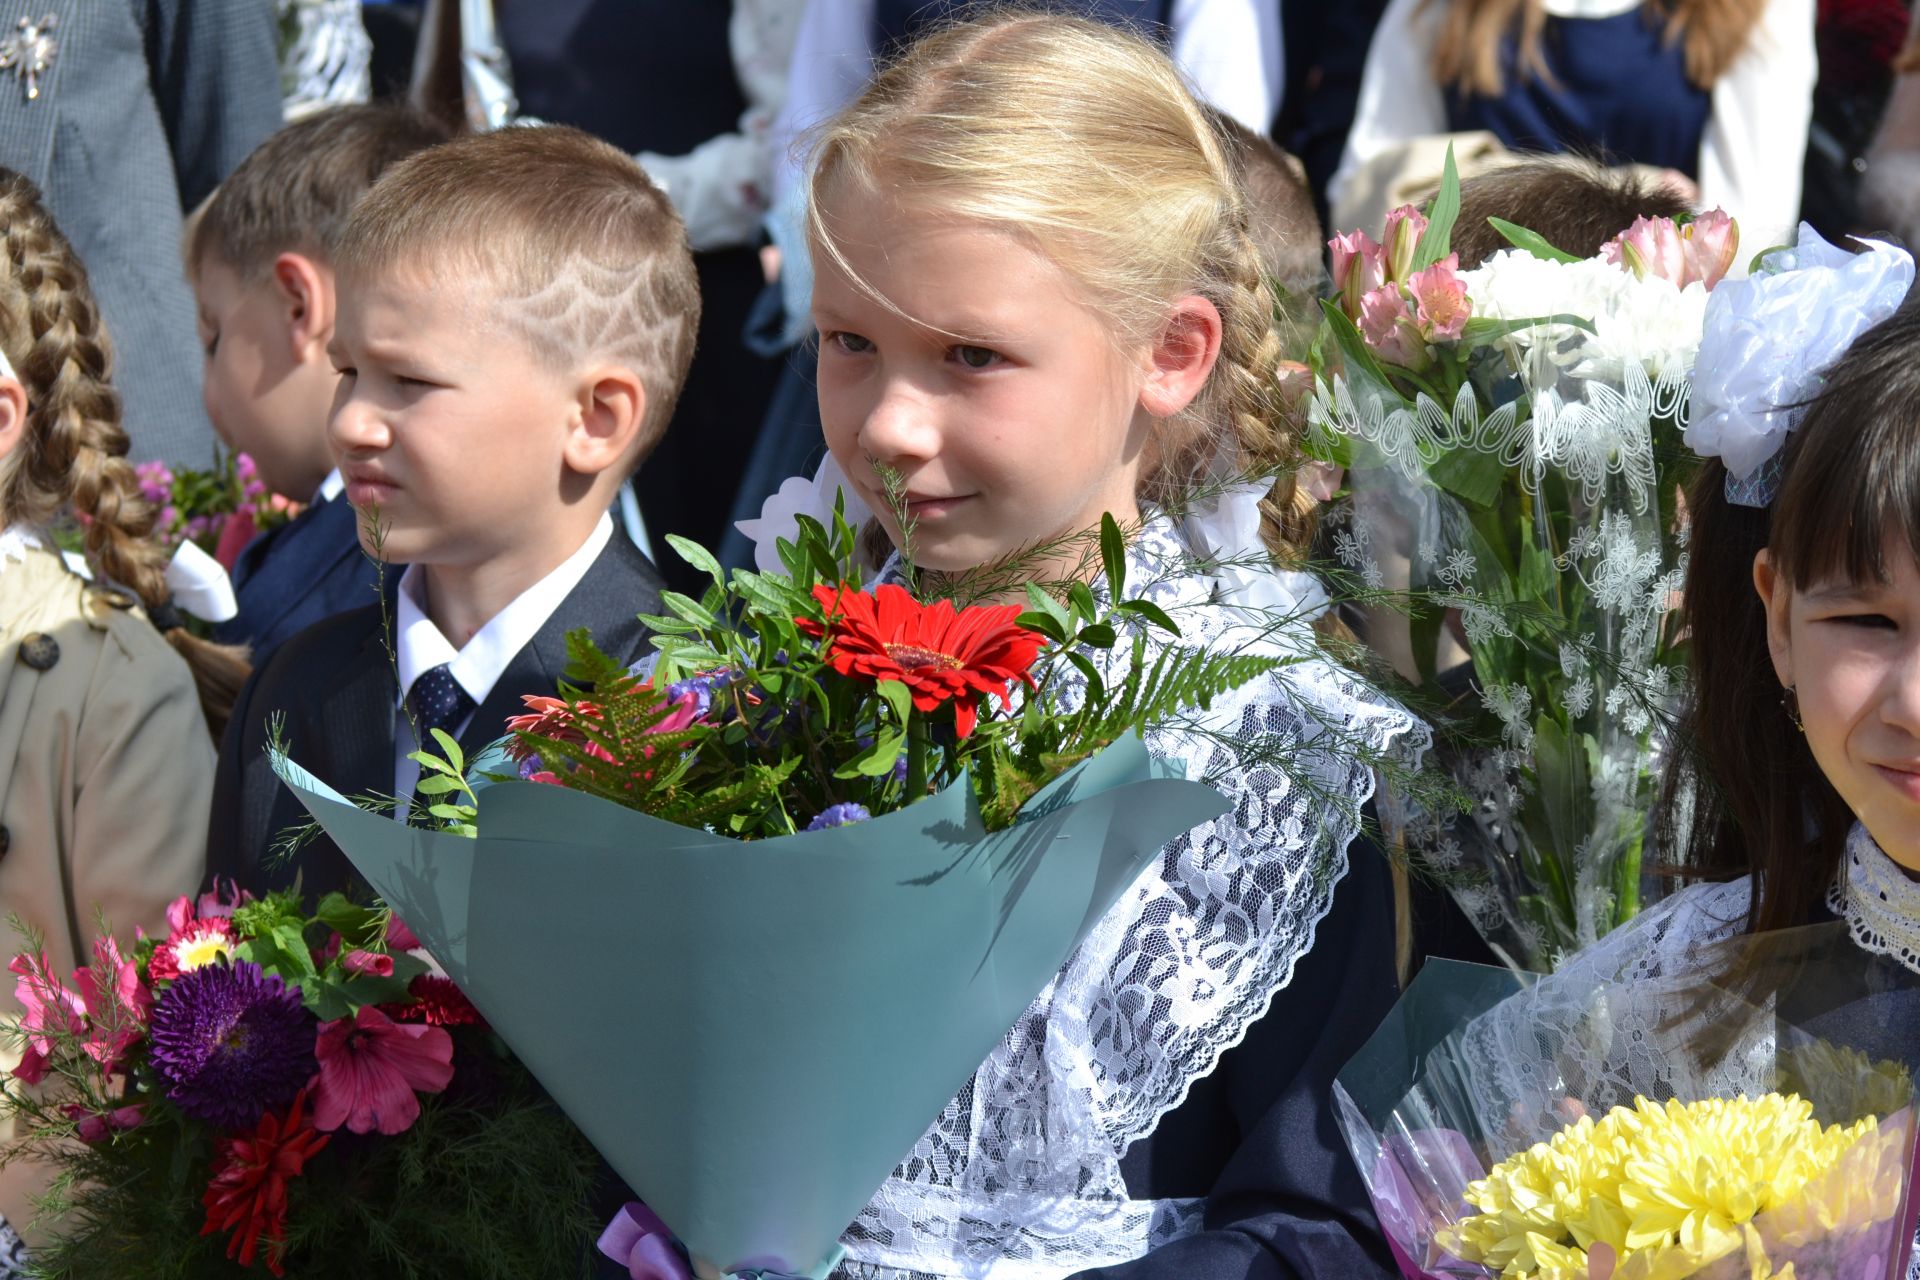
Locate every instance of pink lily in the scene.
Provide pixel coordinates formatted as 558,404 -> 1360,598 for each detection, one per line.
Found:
1330,229 -> 1386,319
311,1005 -> 454,1136
1358,284 -> 1427,369
1409,254 -> 1472,341
1382,204 -> 1429,284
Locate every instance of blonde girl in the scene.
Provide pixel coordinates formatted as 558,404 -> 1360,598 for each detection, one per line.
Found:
0,169 -> 236,1248
803,14 -> 1423,1278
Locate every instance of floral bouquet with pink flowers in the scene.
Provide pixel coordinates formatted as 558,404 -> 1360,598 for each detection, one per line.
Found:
135,448 -> 299,571
1306,152 -> 1739,970
0,886 -> 600,1280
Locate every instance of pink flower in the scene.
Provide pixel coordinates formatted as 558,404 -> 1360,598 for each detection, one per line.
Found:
1603,210 -> 1739,289
196,879 -> 252,920
341,950 -> 393,978
10,952 -> 87,1084
63,1103 -> 144,1144
1330,229 -> 1386,319
1358,284 -> 1426,369
310,1005 -> 454,1135
73,936 -> 150,1072
1681,208 -> 1739,288
1383,204 -> 1429,284
135,461 -> 174,507
1409,254 -> 1472,341
385,915 -> 421,952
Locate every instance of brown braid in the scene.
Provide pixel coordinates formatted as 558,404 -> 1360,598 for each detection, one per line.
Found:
0,169 -> 248,738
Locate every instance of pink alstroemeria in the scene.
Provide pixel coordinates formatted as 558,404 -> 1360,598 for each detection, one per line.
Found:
1603,209 -> 1739,290
1382,204 -> 1429,284
1358,284 -> 1426,369
1329,229 -> 1386,319
73,936 -> 150,1072
1409,254 -> 1471,341
1680,208 -> 1739,287
311,1005 -> 454,1136
341,950 -> 394,979
10,952 -> 87,1084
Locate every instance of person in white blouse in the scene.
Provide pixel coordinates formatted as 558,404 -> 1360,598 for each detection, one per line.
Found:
1331,0 -> 1817,248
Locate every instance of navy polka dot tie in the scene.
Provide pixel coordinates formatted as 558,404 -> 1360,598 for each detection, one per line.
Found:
406,663 -> 475,811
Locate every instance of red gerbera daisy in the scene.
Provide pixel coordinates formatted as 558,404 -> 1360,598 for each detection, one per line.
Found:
147,916 -> 236,983
384,974 -> 488,1029
200,1086 -> 331,1277
797,583 -> 1046,737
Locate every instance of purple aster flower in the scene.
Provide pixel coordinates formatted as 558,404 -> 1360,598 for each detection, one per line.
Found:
517,752 -> 545,781
805,802 -> 871,831
666,671 -> 729,719
148,961 -> 317,1130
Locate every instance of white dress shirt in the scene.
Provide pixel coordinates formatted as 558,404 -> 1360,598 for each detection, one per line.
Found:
1330,0 -> 1817,251
390,513 -> 613,807
316,467 -> 344,504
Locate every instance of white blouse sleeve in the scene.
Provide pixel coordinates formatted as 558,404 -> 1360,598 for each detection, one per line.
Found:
1168,0 -> 1285,133
1328,0 -> 1448,213
768,0 -> 878,217
635,0 -> 805,253
1697,0 -> 1817,252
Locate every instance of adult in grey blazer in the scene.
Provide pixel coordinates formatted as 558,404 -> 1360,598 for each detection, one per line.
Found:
0,0 -> 281,466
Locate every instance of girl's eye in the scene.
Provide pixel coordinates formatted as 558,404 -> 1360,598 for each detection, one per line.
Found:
953,345 -> 1001,370
1830,613 -> 1898,630
396,375 -> 433,390
827,331 -> 873,355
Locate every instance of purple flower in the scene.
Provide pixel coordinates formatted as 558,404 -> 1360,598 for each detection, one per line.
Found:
135,460 -> 173,506
805,803 -> 871,831
517,752 -> 545,781
666,669 -> 735,719
148,961 -> 317,1130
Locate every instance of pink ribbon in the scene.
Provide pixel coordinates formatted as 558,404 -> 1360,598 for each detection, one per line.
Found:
597,1202 -> 692,1280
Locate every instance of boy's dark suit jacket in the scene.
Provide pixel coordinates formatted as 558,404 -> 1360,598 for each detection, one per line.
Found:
206,531 -> 666,899
213,494 -> 382,668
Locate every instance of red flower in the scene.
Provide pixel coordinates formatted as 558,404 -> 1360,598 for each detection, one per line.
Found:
797,583 -> 1046,737
311,1005 -> 454,1135
200,1086 -> 330,1277
147,916 -> 236,983
504,695 -> 605,761
384,974 -> 487,1029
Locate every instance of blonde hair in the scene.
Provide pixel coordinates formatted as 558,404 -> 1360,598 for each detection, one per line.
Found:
0,169 -> 249,736
808,12 -> 1312,559
335,125 -> 701,460
1427,0 -> 1766,97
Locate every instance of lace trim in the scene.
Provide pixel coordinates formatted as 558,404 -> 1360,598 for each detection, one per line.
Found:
0,524 -> 43,579
843,516 -> 1429,1278
1828,823 -> 1920,976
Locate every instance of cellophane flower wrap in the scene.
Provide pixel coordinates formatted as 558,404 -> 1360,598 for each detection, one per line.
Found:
268,506 -> 1283,1279
1307,153 -> 1729,970
1334,926 -> 1920,1280
0,890 -> 600,1279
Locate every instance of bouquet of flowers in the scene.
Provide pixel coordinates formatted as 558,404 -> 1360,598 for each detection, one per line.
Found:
1334,929 -> 1920,1280
1305,154 -> 1735,969
135,449 -> 296,571
0,888 -> 601,1279
270,507 -> 1267,1278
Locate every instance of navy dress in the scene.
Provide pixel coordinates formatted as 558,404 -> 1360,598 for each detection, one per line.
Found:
1444,7 -> 1711,178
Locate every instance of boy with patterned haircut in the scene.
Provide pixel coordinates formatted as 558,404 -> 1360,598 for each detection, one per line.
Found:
208,125 -> 695,899
188,103 -> 453,664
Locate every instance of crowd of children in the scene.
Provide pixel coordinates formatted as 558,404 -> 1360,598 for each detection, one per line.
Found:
0,7 -> 1914,1280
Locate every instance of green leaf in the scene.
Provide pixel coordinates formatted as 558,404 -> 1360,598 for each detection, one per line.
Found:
408,748 -> 459,777
1488,217 -> 1582,264
1099,513 -> 1127,603
428,729 -> 464,773
1460,312 -> 1596,344
1116,598 -> 1181,636
1068,581 -> 1099,624
428,802 -> 474,822
660,591 -> 717,630
314,893 -> 380,947
413,773 -> 463,796
833,731 -> 906,779
1428,447 -> 1507,510
875,678 -> 912,727
666,534 -> 725,587
1024,582 -> 1072,631
1317,299 -> 1403,403
1411,144 -> 1460,270
1077,622 -> 1117,649
1015,610 -> 1070,645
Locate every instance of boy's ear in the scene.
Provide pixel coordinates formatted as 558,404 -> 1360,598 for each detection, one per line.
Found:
1138,294 -> 1223,419
270,252 -> 335,361
562,365 -> 648,478
1753,549 -> 1794,689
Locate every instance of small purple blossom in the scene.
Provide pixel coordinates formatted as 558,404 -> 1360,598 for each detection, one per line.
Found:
148,961 -> 317,1130
666,669 -> 735,719
805,803 -> 871,832
517,752 -> 545,781
135,460 -> 173,506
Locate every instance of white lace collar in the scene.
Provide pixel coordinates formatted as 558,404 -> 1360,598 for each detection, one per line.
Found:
1828,823 -> 1920,975
0,524 -> 44,578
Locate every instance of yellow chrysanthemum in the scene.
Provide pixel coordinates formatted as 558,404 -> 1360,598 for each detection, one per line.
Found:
1438,1094 -> 1893,1280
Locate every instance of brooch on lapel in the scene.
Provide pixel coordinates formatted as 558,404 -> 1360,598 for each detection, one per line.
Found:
0,14 -> 56,102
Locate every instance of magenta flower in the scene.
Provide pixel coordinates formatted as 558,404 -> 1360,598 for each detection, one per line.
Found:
9,951 -> 86,1084
1383,204 -> 1429,283
1330,229 -> 1386,320
73,935 -> 150,1072
1358,284 -> 1426,369
63,1103 -> 144,1144
341,950 -> 393,978
1409,254 -> 1472,341
385,915 -> 421,951
311,1005 -> 454,1136
134,460 -> 174,507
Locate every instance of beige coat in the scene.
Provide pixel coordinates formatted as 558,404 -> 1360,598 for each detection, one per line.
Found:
0,539 -> 212,1235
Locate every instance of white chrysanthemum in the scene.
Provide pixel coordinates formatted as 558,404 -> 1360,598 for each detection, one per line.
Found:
1461,250 -> 1711,383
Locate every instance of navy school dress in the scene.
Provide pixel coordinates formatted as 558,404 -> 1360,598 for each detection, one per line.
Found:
1444,6 -> 1711,178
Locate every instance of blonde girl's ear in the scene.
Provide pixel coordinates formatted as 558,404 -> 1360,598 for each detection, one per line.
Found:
1138,294 -> 1223,419
0,374 -> 27,467
1752,548 -> 1794,691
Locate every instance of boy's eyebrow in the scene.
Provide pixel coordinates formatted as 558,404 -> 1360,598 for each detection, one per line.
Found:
1804,582 -> 1885,604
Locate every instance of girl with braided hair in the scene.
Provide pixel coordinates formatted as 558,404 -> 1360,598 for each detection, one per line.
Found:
784,14 -> 1422,1278
0,168 -> 234,1253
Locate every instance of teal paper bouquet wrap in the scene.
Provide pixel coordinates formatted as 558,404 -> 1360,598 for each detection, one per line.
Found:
273,733 -> 1226,1278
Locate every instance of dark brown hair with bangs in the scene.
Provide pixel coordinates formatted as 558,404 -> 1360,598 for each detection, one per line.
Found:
1658,300 -> 1920,934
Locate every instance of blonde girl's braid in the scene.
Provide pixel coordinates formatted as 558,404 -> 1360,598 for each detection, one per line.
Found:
0,169 -> 249,738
